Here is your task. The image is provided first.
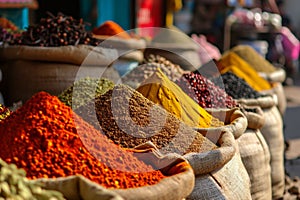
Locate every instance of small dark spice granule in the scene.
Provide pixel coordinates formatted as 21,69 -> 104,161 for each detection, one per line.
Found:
210,72 -> 264,99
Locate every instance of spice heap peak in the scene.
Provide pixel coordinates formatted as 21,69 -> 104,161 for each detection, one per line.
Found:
137,68 -> 224,128
0,91 -> 165,189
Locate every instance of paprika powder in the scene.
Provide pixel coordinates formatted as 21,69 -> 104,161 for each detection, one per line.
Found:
92,20 -> 131,39
0,91 -> 165,189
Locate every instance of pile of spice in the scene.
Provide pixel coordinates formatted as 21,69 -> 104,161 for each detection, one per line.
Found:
0,91 -> 166,189
9,12 -> 101,47
76,84 -> 218,154
92,20 -> 131,39
175,72 -> 237,108
0,159 -> 64,199
217,52 -> 271,91
121,55 -> 185,89
0,17 -> 18,31
230,45 -> 277,73
136,68 -> 223,128
0,104 -> 11,121
58,77 -> 114,109
210,72 -> 264,99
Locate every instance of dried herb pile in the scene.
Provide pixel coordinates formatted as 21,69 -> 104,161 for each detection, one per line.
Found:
58,77 -> 114,109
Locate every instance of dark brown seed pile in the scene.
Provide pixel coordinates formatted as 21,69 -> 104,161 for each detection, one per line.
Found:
210,72 -> 264,99
9,12 -> 101,47
75,84 -> 216,154
176,72 -> 237,108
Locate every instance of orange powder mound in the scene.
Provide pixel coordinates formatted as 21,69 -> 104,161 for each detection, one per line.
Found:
92,20 -> 131,39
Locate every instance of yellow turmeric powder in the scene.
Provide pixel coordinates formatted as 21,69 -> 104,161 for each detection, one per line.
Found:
137,68 -> 224,128
218,52 -> 271,91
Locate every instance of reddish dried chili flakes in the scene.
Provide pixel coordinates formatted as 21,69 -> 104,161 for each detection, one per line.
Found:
0,91 -> 165,189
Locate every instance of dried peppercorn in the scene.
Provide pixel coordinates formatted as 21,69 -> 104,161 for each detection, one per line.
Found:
176,72 -> 237,108
210,72 -> 264,99
9,12 -> 101,47
0,91 -> 165,189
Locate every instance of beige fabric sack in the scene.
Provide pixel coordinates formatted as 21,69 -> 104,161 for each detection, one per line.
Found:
0,60 -> 120,105
237,95 -> 285,199
239,106 -> 272,200
258,67 -> 286,83
0,45 -> 116,66
262,82 -> 286,116
184,129 -> 251,200
0,45 -> 121,105
259,68 -> 287,116
205,108 -> 248,139
33,147 -> 195,200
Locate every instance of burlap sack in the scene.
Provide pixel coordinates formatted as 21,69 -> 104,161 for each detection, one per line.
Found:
184,130 -> 251,200
239,106 -> 272,200
92,36 -> 146,76
144,28 -> 201,71
205,107 -> 248,139
0,60 -> 120,106
0,45 -> 116,66
258,68 -> 286,83
237,95 -> 285,199
33,147 -> 195,200
262,82 -> 286,117
0,44 -> 122,105
259,68 -> 287,116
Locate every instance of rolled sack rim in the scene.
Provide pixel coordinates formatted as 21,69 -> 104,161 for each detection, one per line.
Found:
258,68 -> 286,83
205,107 -> 248,139
32,145 -> 195,200
236,94 -> 278,109
240,105 -> 265,129
183,130 -> 237,175
0,45 -> 117,66
92,35 -> 147,50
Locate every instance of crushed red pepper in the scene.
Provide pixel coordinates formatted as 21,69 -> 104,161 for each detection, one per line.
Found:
0,91 -> 165,189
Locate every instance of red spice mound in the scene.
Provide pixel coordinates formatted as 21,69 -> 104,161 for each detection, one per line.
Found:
0,91 -> 165,189
92,20 -> 131,39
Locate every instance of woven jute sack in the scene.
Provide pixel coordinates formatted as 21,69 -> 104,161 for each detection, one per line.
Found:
259,68 -> 287,116
33,147 -> 195,200
239,106 -> 272,200
184,128 -> 251,200
92,35 -> 146,76
0,45 -> 120,105
0,45 -> 116,66
205,107 -> 248,140
144,28 -> 201,71
237,95 -> 285,199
